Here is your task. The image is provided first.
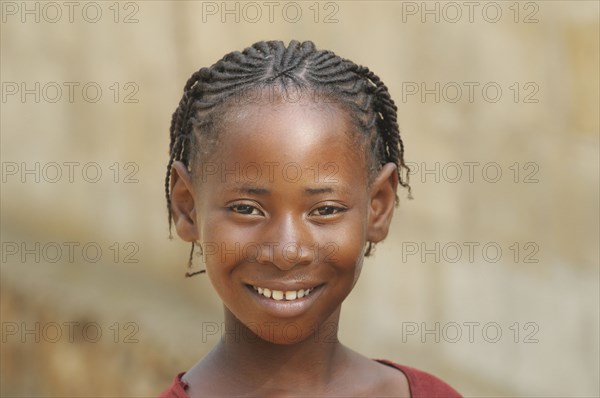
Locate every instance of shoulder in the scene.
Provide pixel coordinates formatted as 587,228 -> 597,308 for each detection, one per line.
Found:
375,359 -> 463,398
158,372 -> 189,398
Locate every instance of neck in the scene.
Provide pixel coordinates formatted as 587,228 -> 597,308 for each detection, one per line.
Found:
208,307 -> 350,394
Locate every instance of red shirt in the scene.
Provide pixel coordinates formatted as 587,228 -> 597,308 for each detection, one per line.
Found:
159,359 -> 462,397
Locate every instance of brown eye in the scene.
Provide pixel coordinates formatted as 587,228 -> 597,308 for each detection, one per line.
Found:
310,206 -> 345,217
229,204 -> 262,216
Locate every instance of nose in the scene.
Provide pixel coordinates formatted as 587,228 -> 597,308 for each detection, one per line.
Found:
256,214 -> 314,270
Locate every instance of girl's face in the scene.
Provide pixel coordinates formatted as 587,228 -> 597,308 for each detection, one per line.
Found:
170,96 -> 398,344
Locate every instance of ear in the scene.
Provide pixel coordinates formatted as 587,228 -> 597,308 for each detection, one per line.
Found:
170,161 -> 200,242
366,163 -> 399,243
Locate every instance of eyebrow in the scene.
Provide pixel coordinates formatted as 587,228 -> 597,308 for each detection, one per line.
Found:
304,187 -> 334,195
228,186 -> 270,195
224,185 -> 348,196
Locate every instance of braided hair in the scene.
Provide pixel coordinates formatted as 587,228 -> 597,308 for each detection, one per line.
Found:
165,40 -> 412,276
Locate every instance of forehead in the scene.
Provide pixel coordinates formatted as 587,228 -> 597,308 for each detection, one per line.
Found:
199,98 -> 368,187
225,98 -> 359,158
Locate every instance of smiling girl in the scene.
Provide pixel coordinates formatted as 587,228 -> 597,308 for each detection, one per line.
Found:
160,40 -> 461,397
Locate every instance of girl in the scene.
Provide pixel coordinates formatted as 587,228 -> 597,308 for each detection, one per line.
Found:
160,40 -> 461,397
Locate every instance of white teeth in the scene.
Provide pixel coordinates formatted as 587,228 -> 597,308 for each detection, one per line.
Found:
252,285 -> 315,301
272,290 -> 284,300
285,291 -> 297,300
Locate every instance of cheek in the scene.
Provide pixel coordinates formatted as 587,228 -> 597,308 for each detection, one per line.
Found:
199,219 -> 240,295
204,257 -> 251,317
200,220 -> 263,304
321,219 -> 367,279
196,212 -> 260,293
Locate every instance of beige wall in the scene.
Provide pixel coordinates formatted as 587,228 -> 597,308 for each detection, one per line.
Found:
1,1 -> 598,396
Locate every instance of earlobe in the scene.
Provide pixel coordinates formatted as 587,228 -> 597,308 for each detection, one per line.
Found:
170,161 -> 200,242
366,163 -> 399,243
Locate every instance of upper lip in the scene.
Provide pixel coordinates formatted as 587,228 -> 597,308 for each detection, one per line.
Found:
246,282 -> 322,291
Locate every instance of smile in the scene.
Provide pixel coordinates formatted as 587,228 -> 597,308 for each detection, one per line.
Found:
251,285 -> 314,301
246,283 -> 325,318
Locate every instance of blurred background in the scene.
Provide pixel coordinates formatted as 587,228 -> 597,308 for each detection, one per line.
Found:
1,1 -> 598,396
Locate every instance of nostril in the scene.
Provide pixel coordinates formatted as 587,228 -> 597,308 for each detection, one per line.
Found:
282,243 -> 301,259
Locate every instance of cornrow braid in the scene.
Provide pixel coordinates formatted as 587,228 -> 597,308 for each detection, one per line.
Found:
166,40 -> 412,274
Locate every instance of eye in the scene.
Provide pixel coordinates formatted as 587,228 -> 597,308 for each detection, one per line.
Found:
310,205 -> 346,217
228,203 -> 263,216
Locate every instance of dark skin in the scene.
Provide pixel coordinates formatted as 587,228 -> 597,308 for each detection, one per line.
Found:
169,97 -> 410,397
